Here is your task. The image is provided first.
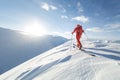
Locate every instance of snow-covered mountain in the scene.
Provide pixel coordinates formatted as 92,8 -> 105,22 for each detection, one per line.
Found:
0,28 -> 68,74
0,40 -> 120,80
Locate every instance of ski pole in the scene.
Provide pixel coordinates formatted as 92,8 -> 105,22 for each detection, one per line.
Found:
84,32 -> 91,41
70,34 -> 75,51
83,32 -> 97,49
83,32 -> 94,45
70,34 -> 73,51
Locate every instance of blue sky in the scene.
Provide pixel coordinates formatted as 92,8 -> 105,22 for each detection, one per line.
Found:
0,0 -> 120,40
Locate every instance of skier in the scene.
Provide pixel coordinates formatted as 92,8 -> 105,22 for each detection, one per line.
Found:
72,24 -> 84,49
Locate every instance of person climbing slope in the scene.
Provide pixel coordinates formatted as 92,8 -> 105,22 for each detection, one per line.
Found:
72,24 -> 84,50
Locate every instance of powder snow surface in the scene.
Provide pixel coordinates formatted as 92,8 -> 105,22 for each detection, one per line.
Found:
0,40 -> 120,80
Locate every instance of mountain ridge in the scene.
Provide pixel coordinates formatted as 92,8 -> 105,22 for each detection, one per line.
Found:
0,27 -> 68,74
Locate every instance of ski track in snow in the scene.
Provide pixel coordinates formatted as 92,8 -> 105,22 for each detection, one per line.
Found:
0,41 -> 120,80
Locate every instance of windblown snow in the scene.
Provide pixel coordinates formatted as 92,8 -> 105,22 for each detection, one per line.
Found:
0,40 -> 120,80
0,28 -> 68,74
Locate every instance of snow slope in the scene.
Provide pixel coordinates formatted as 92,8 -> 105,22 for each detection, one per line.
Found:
0,28 -> 68,74
0,40 -> 120,80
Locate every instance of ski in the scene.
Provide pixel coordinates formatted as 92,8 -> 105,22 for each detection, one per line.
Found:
73,43 -> 96,57
73,44 -> 86,51
87,53 -> 96,57
73,43 -> 76,48
84,51 -> 96,57
80,49 -> 85,51
73,43 -> 81,50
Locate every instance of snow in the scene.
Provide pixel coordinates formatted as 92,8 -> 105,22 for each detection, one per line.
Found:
0,28 -> 68,74
0,40 -> 120,80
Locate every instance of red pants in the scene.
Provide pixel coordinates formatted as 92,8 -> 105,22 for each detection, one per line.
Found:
76,35 -> 82,48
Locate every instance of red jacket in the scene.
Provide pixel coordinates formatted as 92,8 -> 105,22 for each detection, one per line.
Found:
72,24 -> 84,38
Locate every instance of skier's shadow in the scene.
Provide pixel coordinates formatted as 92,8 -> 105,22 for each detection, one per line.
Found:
84,48 -> 120,61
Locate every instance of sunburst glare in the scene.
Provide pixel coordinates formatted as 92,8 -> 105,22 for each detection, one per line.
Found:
21,19 -> 47,36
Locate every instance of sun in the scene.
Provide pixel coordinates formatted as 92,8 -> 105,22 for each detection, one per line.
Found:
22,19 -> 47,36
23,26 -> 46,36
